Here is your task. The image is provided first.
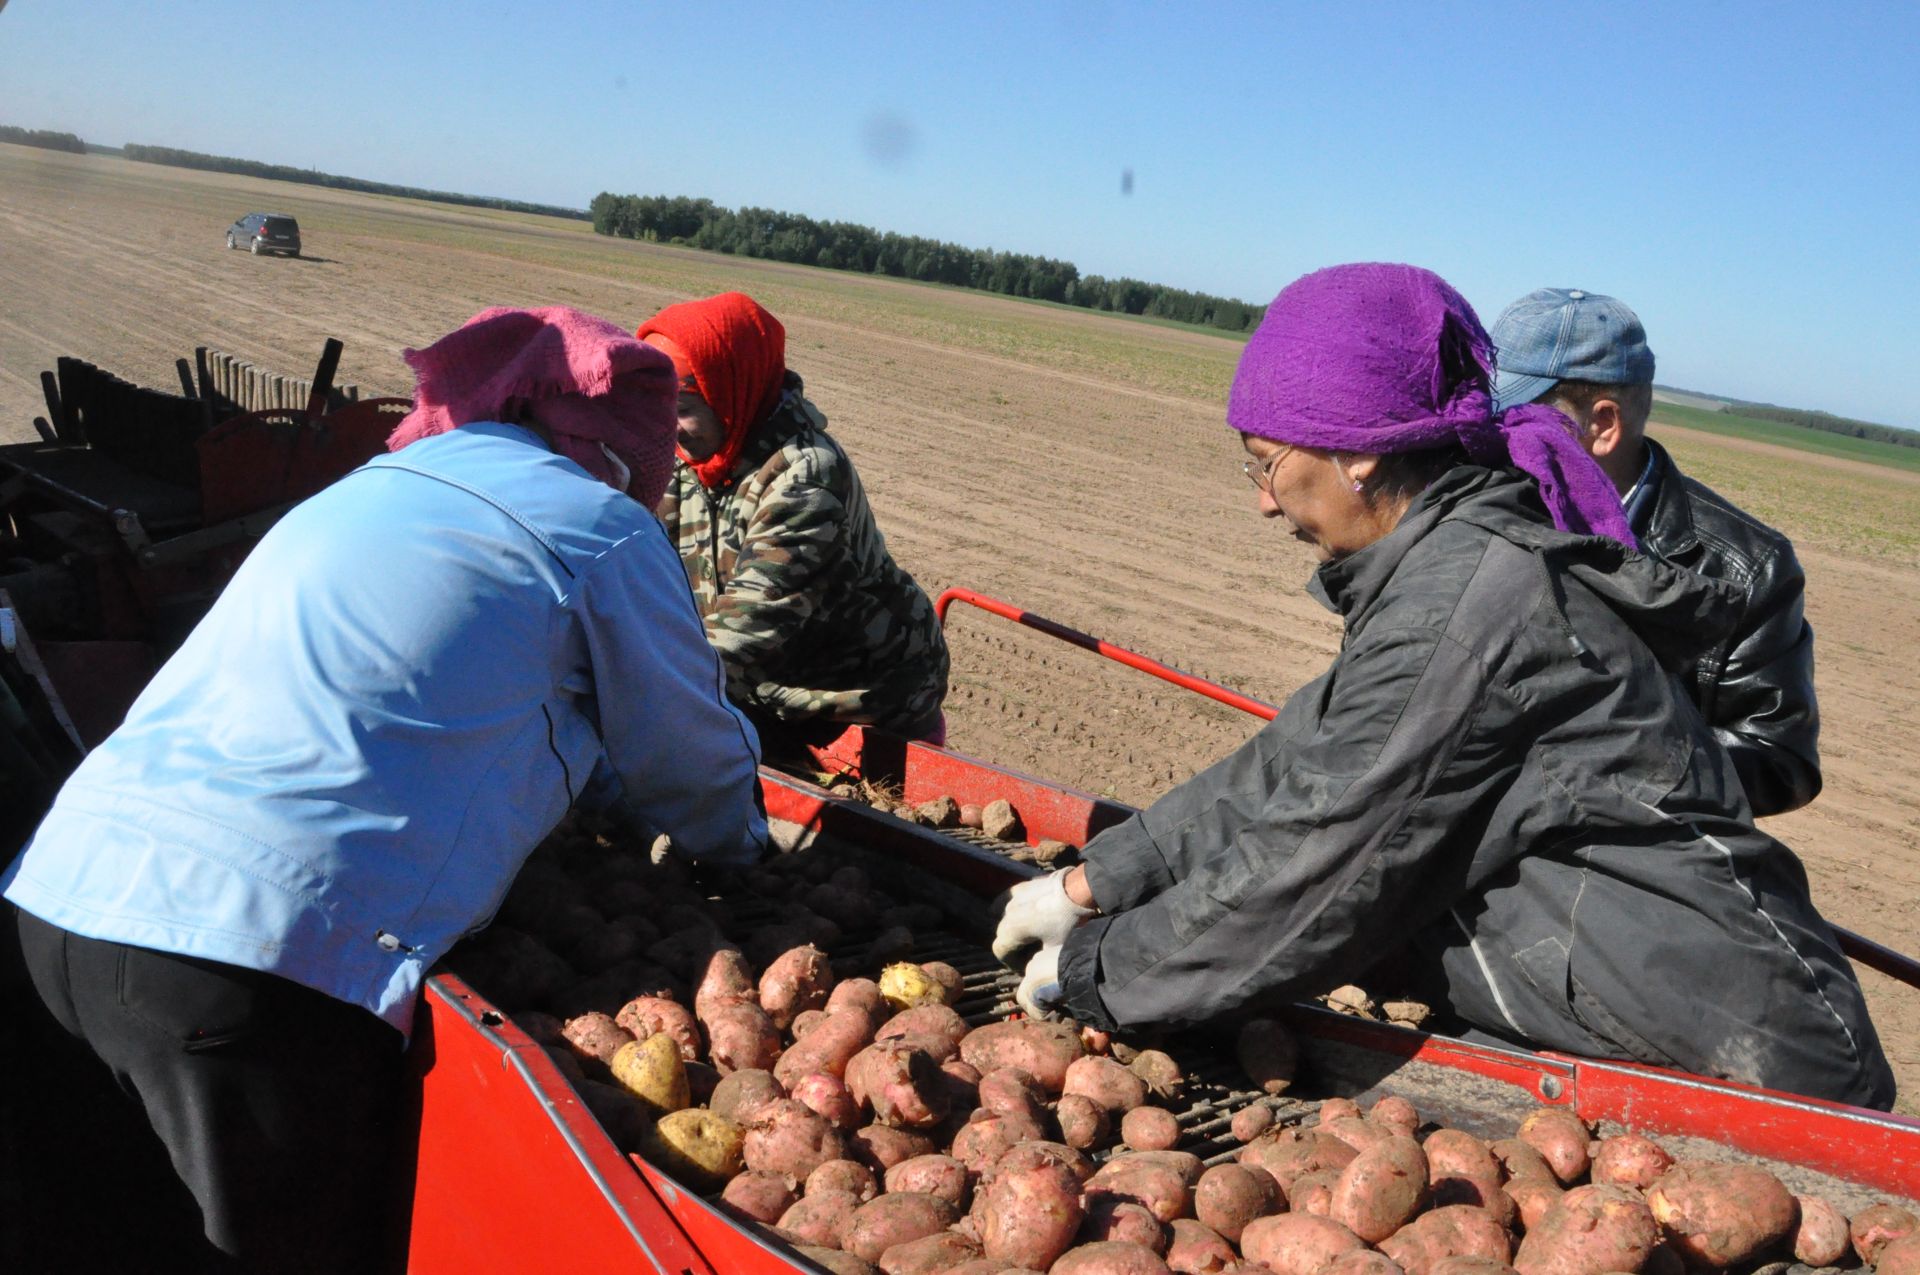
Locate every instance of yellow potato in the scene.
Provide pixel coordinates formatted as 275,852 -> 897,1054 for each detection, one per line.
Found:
878,961 -> 950,1012
639,1108 -> 745,1190
610,1032 -> 690,1117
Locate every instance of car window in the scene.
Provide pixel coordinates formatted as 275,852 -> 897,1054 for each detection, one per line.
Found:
264,217 -> 298,234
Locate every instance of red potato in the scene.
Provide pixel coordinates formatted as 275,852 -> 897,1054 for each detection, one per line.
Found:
793,1009 -> 831,1040
560,1011 -> 633,1066
720,1169 -> 799,1224
1319,1098 -> 1364,1123
796,1246 -> 880,1275
1590,1133 -> 1674,1192
1058,1093 -> 1114,1151
885,1155 -> 972,1210
846,1040 -> 951,1129
949,1110 -> 1047,1177
1241,1213 -> 1368,1275
1852,1203 -> 1920,1265
978,1068 -> 1050,1121
692,946 -> 758,1022
1083,1026 -> 1114,1056
760,944 -> 835,1029
1051,1242 -> 1174,1275
1425,1129 -> 1515,1227
851,1124 -> 941,1174
1322,1115 -> 1393,1154
959,1020 -> 1087,1093
1128,1050 -> 1184,1101
978,1143 -> 1088,1270
743,1098 -> 849,1180
791,1071 -> 863,1131
1378,1206 -> 1513,1275
615,995 -> 701,1061
1879,1236 -> 1920,1275
1429,1261 -> 1517,1275
1513,1184 -> 1659,1275
710,1068 -> 784,1124
703,999 -> 783,1075
879,1004 -> 971,1048
1644,1162 -> 1798,1268
1288,1169 -> 1339,1218
1066,1056 -> 1152,1114
1332,1134 -> 1430,1242
1165,1219 -> 1236,1275
1327,1252 -> 1413,1275
1490,1138 -> 1556,1183
919,961 -> 965,999
776,1007 -> 878,1087
1085,1152 -> 1201,1225
828,977 -> 890,1028
946,1263 -> 1035,1275
1232,1104 -> 1276,1143
939,1058 -> 983,1104
1791,1195 -> 1850,1268
780,1189 -> 864,1248
844,1193 -> 963,1264
877,1231 -> 983,1275
1083,1197 -> 1171,1252
1369,1095 -> 1420,1138
1241,1128 -> 1360,1193
1122,1107 -> 1181,1152
1516,1109 -> 1592,1186
1505,1178 -> 1564,1234
1194,1163 -> 1280,1244
808,1159 -> 880,1202
887,1030 -> 961,1066
1238,1018 -> 1300,1096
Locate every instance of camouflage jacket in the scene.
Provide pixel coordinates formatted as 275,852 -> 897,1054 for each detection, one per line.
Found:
656,376 -> 949,734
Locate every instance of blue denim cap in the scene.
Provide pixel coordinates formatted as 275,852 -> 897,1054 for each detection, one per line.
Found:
1489,288 -> 1656,413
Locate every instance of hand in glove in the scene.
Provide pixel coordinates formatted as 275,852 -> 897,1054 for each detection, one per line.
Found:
992,868 -> 1095,964
1016,943 -> 1065,1019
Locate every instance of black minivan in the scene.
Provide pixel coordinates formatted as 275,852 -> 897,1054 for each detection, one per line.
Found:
226,212 -> 301,256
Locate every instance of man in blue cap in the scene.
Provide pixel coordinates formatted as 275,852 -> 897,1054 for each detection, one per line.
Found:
1490,287 -> 1820,817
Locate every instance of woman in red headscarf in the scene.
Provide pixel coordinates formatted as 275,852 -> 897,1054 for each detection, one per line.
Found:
640,292 -> 950,750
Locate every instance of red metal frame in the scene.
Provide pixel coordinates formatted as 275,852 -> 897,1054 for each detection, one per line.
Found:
402,759 -> 1920,1270
935,586 -> 1920,993
935,586 -> 1281,721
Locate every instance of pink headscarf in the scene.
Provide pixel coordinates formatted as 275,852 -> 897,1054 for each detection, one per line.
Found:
389,306 -> 678,506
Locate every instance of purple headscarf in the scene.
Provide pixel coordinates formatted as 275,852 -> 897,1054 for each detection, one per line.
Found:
1227,263 -> 1635,548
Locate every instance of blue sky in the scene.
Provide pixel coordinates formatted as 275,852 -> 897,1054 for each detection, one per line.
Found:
4,1 -> 1917,427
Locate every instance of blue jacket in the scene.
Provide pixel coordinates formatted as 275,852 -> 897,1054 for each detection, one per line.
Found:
3,423 -> 766,1034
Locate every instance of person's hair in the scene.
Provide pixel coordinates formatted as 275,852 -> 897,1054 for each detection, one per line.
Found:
1355,445 -> 1471,508
1545,379 -> 1653,433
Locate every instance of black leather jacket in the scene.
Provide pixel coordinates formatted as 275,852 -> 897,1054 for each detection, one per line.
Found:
1634,440 -> 1821,816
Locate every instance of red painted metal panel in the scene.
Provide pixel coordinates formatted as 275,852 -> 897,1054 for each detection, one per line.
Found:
406,977 -> 713,1275
1562,1054 -> 1920,1195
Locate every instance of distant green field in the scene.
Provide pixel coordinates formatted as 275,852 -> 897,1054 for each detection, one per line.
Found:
1650,400 -> 1920,473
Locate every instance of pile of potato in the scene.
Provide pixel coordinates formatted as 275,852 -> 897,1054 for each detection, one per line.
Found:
449,824 -> 1919,1275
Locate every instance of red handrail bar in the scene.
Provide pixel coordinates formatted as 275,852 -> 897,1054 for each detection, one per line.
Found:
934,586 -> 1920,993
934,586 -> 1280,722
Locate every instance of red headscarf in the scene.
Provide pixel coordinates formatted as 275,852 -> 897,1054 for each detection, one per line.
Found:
388,306 -> 679,507
636,292 -> 787,489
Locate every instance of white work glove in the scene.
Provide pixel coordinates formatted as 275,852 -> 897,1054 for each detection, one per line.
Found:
992,869 -> 1095,964
1016,943 -> 1065,1019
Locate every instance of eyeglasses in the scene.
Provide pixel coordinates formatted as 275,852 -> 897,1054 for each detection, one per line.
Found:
1242,445 -> 1294,492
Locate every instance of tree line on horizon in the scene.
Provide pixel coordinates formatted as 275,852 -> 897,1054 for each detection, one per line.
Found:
1657,385 -> 1919,449
0,125 -> 86,154
589,192 -> 1266,332
116,144 -> 590,222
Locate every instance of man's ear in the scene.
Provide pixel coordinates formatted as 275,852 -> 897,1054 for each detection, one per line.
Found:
1586,397 -> 1627,459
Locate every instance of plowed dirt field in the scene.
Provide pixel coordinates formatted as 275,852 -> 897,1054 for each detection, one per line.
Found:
4,145 -> 1917,1109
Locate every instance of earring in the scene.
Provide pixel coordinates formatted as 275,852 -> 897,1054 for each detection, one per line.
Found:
1352,480 -> 1364,492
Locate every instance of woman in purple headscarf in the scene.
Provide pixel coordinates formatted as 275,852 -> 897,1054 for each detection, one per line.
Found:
993,264 -> 1892,1109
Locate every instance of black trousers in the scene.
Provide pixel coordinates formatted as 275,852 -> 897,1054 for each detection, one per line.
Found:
3,906 -> 409,1273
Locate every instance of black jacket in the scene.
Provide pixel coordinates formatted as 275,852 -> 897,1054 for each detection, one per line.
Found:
1058,467 -> 1892,1110
1635,440 -> 1820,816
